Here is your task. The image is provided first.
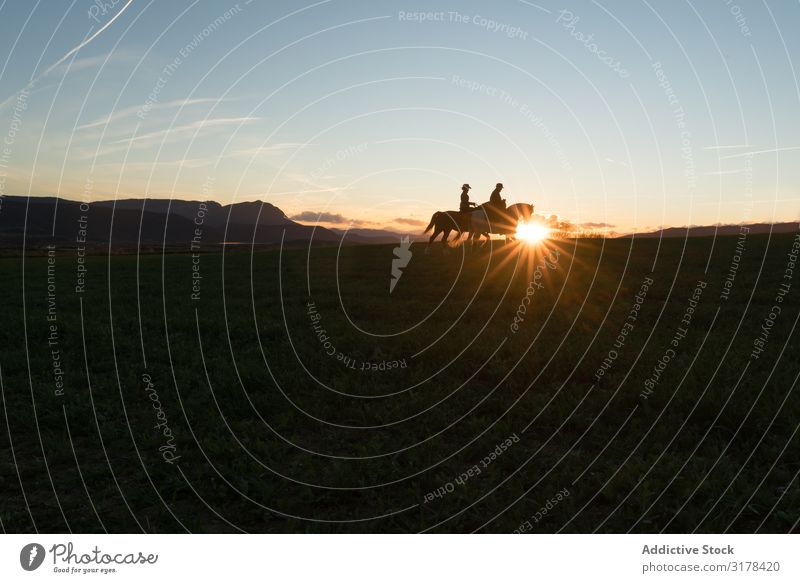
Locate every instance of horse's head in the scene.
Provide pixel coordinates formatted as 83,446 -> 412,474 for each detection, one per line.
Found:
514,203 -> 534,222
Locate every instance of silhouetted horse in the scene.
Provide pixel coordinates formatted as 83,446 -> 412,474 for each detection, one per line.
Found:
423,210 -> 470,250
468,203 -> 534,245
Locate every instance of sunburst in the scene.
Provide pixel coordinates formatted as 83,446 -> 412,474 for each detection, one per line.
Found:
516,222 -> 551,244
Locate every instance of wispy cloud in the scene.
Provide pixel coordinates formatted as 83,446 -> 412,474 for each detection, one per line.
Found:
78,98 -> 224,130
53,53 -> 136,77
393,217 -> 426,226
91,142 -> 310,169
291,211 -> 374,226
0,0 -> 135,112
580,221 -> 615,229
703,144 -> 754,150
604,157 -> 629,167
40,0 -> 135,80
722,146 -> 800,159
232,143 -> 312,157
281,172 -> 345,195
701,169 -> 746,176
113,117 -> 261,146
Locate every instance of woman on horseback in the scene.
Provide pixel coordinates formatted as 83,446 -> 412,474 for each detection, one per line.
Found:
459,183 -> 476,213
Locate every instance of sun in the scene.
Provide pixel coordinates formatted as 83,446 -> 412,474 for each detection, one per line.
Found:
516,222 -> 550,244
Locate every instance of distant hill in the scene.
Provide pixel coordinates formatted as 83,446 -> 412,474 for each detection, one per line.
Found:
93,198 -> 292,227
0,195 -> 383,250
4,196 -> 793,251
619,222 -> 799,238
330,227 -> 427,244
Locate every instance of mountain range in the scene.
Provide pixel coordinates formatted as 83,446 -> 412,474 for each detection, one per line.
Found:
0,196 -> 421,250
0,195 -> 794,251
621,223 -> 799,238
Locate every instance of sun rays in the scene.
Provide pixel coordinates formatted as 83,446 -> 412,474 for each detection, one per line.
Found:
515,222 -> 551,244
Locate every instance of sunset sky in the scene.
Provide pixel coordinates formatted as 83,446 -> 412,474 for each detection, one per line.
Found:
0,0 -> 798,232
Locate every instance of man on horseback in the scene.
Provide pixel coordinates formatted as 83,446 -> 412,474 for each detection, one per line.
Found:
424,182 -> 534,249
489,182 -> 506,209
481,182 -> 508,229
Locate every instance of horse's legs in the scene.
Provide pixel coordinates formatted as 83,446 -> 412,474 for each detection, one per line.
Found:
442,228 -> 450,246
426,226 -> 442,254
428,227 -> 441,244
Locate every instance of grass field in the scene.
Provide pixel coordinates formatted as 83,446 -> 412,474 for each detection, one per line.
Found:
0,231 -> 798,533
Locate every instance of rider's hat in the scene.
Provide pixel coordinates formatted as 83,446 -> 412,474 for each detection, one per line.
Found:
462,183 -> 471,190
496,182 -> 504,188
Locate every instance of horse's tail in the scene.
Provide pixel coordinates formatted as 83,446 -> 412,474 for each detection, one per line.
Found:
423,212 -> 439,234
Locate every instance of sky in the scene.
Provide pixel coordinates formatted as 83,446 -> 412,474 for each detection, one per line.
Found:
0,0 -> 798,233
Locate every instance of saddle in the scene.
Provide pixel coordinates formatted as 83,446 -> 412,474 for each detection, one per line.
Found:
476,202 -> 512,230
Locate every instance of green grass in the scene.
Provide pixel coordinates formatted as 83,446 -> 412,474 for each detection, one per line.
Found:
0,232 -> 798,533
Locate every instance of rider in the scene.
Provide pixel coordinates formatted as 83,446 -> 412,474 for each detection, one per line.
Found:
489,183 -> 507,210
459,184 -> 476,213
483,182 -> 507,228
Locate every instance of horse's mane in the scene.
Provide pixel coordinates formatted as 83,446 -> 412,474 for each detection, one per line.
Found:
507,203 -> 532,213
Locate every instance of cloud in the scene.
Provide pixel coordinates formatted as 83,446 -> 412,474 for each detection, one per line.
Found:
291,211 -> 373,226
701,169 -> 746,176
51,54 -> 125,77
0,0 -> 135,112
580,221 -> 615,229
393,217 -> 426,226
94,142 -> 309,168
604,157 -> 628,167
232,143 -> 311,157
281,172 -> 346,196
78,98 -> 225,130
113,117 -> 261,146
43,0 -> 135,78
537,216 -> 615,231
1,53 -> 135,115
721,146 -> 800,159
538,214 -> 574,230
703,144 -> 753,150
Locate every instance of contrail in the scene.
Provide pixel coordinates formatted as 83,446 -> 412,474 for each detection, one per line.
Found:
703,144 -> 753,150
0,0 -> 134,111
722,146 -> 800,159
38,0 -> 134,80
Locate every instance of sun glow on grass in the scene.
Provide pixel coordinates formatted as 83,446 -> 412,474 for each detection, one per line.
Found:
516,222 -> 550,244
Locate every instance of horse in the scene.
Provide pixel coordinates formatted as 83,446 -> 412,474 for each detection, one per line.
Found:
423,210 -> 471,250
468,203 -> 534,246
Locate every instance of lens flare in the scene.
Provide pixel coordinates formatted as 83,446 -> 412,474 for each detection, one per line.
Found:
516,222 -> 550,243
